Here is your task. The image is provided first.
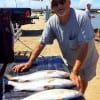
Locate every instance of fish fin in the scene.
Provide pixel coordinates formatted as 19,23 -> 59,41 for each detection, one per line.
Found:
44,85 -> 54,90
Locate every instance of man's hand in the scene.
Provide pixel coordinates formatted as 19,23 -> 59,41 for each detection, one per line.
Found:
70,72 -> 80,89
12,62 -> 31,73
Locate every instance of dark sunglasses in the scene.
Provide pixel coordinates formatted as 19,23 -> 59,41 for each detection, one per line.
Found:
51,0 -> 66,8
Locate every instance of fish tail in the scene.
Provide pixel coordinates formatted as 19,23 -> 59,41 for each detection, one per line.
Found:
4,74 -> 18,81
4,74 -> 13,80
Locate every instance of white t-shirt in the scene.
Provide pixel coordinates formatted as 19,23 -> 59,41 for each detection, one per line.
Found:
40,8 -> 98,70
85,8 -> 91,18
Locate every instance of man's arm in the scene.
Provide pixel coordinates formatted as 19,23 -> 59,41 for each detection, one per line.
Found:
70,43 -> 88,88
27,42 -> 45,66
12,42 -> 45,72
91,15 -> 95,18
72,43 -> 88,74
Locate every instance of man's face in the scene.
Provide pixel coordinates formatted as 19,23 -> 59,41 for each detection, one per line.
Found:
51,0 -> 70,17
87,4 -> 91,10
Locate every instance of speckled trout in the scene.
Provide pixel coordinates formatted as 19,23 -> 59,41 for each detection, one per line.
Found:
6,78 -> 76,91
21,89 -> 85,100
5,70 -> 70,82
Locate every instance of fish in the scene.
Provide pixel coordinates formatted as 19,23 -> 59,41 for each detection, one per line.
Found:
5,70 -> 70,82
6,78 -> 76,92
21,89 -> 85,100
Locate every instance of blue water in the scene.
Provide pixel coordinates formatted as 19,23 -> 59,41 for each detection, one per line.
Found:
91,13 -> 100,29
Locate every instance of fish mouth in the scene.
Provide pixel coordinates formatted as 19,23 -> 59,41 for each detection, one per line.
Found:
44,85 -> 54,90
1,78 -> 14,92
5,84 -> 14,92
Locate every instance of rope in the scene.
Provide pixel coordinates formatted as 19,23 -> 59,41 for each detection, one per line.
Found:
16,38 -> 44,57
16,38 -> 33,51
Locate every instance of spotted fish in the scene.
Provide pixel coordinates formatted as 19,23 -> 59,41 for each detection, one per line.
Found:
21,89 -> 85,100
5,70 -> 69,82
6,78 -> 76,91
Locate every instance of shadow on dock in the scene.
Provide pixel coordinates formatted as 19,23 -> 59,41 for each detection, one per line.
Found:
21,29 -> 43,37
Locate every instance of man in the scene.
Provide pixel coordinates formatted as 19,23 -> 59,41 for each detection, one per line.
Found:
85,3 -> 95,18
12,0 -> 98,94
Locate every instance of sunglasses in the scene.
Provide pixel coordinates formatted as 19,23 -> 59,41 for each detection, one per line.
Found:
51,0 -> 66,8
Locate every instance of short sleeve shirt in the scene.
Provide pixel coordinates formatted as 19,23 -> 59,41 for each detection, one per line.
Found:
40,8 -> 98,67
85,8 -> 91,18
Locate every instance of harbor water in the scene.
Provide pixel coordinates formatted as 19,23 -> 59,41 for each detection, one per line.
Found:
91,13 -> 100,29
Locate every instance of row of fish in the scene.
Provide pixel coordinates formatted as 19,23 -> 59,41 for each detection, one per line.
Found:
5,70 -> 85,100
5,70 -> 72,91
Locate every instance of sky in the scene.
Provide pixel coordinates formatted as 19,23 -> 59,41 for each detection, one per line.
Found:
0,0 -> 100,9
